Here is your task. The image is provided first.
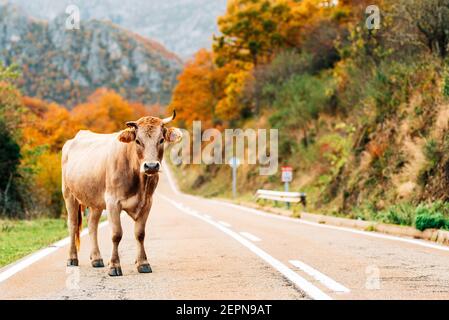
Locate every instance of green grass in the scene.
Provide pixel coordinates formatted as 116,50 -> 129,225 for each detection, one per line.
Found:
0,218 -> 68,268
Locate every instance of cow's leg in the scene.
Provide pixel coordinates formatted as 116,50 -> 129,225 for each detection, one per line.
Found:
64,193 -> 80,267
134,209 -> 152,273
88,208 -> 104,268
107,203 -> 123,277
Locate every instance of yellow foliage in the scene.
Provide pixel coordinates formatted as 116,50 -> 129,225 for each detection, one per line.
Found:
216,69 -> 253,121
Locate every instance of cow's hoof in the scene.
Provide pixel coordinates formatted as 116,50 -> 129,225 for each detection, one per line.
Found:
137,264 -> 152,274
108,267 -> 123,277
67,259 -> 79,267
91,259 -> 104,268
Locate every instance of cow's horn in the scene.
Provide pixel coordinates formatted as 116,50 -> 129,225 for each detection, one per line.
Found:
162,110 -> 176,124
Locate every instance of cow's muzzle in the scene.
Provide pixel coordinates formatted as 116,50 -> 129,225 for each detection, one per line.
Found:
142,161 -> 160,175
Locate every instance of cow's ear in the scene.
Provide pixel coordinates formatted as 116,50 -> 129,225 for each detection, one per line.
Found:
118,128 -> 136,143
164,127 -> 182,143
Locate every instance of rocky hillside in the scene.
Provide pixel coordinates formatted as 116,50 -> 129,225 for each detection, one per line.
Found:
4,0 -> 228,58
0,4 -> 183,107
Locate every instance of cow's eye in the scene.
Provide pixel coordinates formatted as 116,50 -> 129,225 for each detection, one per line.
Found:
159,138 -> 165,144
136,139 -> 142,146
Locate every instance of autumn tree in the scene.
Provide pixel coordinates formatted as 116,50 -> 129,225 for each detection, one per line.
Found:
397,0 -> 449,59
0,63 -> 23,217
169,50 -> 234,128
72,89 -> 139,133
213,0 -> 293,67
270,74 -> 331,149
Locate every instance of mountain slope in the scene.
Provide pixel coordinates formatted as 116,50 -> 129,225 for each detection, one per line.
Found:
4,0 -> 228,58
0,4 -> 183,107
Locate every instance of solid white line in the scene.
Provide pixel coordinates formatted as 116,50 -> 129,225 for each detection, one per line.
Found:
218,221 -> 232,228
289,260 -> 350,293
162,160 -> 181,195
0,219 -> 109,284
158,194 -> 331,300
240,232 -> 261,242
203,214 -> 212,219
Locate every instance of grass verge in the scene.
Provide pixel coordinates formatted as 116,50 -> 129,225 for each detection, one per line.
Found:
0,218 -> 68,268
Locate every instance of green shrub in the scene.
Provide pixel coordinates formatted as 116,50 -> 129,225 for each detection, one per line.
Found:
415,209 -> 446,231
269,74 -> 333,148
423,139 -> 441,167
377,203 -> 415,226
414,201 -> 449,231
443,65 -> 449,98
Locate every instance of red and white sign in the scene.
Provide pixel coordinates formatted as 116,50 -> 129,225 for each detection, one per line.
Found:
281,166 -> 293,183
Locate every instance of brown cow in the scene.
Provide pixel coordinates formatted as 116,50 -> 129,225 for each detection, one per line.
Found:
62,111 -> 182,276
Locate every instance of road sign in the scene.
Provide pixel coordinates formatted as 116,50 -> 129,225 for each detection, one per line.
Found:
281,166 -> 293,183
228,157 -> 241,169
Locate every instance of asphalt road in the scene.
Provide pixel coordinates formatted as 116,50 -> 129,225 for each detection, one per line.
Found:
1,169 -> 449,300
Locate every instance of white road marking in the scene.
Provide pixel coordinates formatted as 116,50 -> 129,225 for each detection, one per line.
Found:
218,221 -> 232,228
289,260 -> 350,293
202,199 -> 449,253
204,214 -> 212,219
162,160 -> 181,195
163,170 -> 449,254
240,232 -> 261,242
0,219 -> 109,284
158,194 -> 332,300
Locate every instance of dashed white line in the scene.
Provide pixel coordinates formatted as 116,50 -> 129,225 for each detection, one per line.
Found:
240,232 -> 261,242
200,198 -> 449,253
289,260 -> 350,293
158,194 -> 332,300
218,221 -> 232,228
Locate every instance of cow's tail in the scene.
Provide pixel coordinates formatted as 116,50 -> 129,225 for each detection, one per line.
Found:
75,205 -> 83,252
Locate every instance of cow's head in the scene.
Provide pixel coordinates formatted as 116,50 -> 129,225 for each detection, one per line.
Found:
118,111 -> 182,175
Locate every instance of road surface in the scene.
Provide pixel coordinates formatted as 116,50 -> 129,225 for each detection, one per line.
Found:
1,169 -> 449,300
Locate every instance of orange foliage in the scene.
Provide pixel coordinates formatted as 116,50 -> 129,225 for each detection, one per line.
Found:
169,49 -> 233,128
367,141 -> 387,159
22,98 -> 80,152
22,88 -> 154,152
72,89 -> 150,133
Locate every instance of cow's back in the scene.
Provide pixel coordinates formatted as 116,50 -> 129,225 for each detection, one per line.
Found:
62,130 -> 120,208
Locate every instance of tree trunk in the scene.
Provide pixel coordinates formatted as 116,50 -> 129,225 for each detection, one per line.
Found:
303,128 -> 309,148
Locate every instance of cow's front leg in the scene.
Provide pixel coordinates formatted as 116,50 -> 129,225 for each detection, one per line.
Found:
135,209 -> 152,273
107,203 -> 123,277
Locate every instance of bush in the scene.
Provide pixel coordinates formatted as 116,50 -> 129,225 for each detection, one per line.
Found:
443,64 -> 449,98
377,203 -> 415,226
254,51 -> 315,107
414,202 -> 449,231
269,74 -> 332,148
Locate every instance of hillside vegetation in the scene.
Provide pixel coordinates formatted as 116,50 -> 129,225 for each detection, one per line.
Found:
0,3 -> 182,107
169,0 -> 449,230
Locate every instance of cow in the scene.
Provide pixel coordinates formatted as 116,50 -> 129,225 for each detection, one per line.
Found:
61,111 -> 182,276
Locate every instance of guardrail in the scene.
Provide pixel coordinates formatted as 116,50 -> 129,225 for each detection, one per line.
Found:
255,189 -> 307,207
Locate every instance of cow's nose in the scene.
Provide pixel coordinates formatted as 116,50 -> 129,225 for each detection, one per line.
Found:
143,162 -> 160,174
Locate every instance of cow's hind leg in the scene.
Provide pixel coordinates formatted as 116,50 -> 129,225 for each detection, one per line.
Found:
88,208 -> 104,268
64,192 -> 81,267
107,203 -> 123,276
134,209 -> 151,273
